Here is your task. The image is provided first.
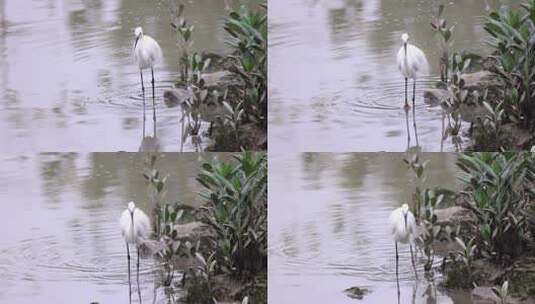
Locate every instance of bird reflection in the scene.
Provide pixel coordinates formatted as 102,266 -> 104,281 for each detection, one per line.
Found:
139,90 -> 159,152
404,107 -> 419,152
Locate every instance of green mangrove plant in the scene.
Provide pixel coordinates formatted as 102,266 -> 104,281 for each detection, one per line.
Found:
456,153 -> 535,263
197,152 -> 267,279
224,4 -> 267,127
484,1 -> 535,131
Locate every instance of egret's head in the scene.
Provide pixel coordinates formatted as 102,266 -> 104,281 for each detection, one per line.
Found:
134,27 -> 143,38
128,201 -> 136,214
401,203 -> 409,228
401,33 -> 409,45
134,27 -> 143,49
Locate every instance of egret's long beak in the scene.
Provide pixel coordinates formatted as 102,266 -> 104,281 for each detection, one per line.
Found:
403,213 -> 407,229
130,211 -> 134,223
134,36 -> 140,50
404,42 -> 407,55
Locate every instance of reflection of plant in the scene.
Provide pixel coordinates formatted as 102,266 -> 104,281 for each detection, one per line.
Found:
224,4 -> 267,127
197,152 -> 267,278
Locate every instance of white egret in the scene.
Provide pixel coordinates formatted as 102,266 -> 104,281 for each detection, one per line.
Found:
389,203 -> 419,279
397,33 -> 429,110
120,201 -> 151,304
133,26 -> 162,115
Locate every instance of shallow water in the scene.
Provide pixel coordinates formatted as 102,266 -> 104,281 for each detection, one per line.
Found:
0,153 -> 229,303
268,0 -> 514,152
0,0 -> 255,152
268,153 -> 473,303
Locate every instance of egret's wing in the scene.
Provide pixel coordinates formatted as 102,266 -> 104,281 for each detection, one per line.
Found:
146,36 -> 163,64
409,45 -> 429,77
119,209 -> 131,237
134,208 -> 152,239
406,211 -> 419,241
389,208 -> 402,235
396,46 -> 405,72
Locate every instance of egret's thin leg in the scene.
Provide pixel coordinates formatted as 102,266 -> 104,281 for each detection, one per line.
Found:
137,247 -> 142,303
404,77 -> 408,108
412,102 -> 419,147
412,79 -> 416,109
140,69 -> 145,93
142,84 -> 146,138
151,67 -> 156,136
127,243 -> 132,304
410,244 -> 418,280
395,242 -> 400,303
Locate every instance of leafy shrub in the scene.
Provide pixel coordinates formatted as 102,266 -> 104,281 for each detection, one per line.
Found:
197,152 -> 267,278
224,4 -> 267,127
456,153 -> 535,263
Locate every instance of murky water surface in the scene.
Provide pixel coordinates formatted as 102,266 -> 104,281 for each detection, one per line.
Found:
269,0 -> 514,152
0,153 -> 230,303
269,153 -> 473,303
0,0 -> 255,152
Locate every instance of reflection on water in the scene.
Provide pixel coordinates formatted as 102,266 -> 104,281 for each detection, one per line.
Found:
0,153 -> 230,303
268,153 -> 473,303
269,0 -> 513,152
0,0 -> 254,152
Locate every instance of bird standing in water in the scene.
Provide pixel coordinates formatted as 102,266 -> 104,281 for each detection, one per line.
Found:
133,26 -> 162,124
120,201 -> 151,304
397,33 -> 429,111
389,203 -> 419,279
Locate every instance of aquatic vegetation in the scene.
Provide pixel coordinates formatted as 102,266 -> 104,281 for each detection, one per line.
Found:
169,2 -> 267,151
431,4 -> 455,83
483,1 -> 535,131
224,4 -> 267,127
431,2 -> 535,150
141,153 -> 267,303
456,153 -> 534,263
197,152 -> 267,278
404,154 -> 457,272
492,280 -> 510,304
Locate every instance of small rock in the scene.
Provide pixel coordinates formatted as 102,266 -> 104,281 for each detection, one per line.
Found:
424,88 -> 453,107
163,88 -> 193,108
459,103 -> 487,123
202,70 -> 241,89
434,206 -> 469,225
461,71 -> 502,91
343,286 -> 370,300
174,221 -> 213,240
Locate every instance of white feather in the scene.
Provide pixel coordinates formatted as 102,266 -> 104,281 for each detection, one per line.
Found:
397,38 -> 429,80
120,201 -> 151,245
389,204 -> 418,244
133,30 -> 162,70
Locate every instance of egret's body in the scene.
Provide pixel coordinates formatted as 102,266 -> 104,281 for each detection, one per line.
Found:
389,204 -> 419,280
397,33 -> 429,110
133,27 -> 162,121
120,201 -> 151,304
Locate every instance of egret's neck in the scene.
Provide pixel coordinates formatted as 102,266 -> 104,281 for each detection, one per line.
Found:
130,211 -> 135,234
